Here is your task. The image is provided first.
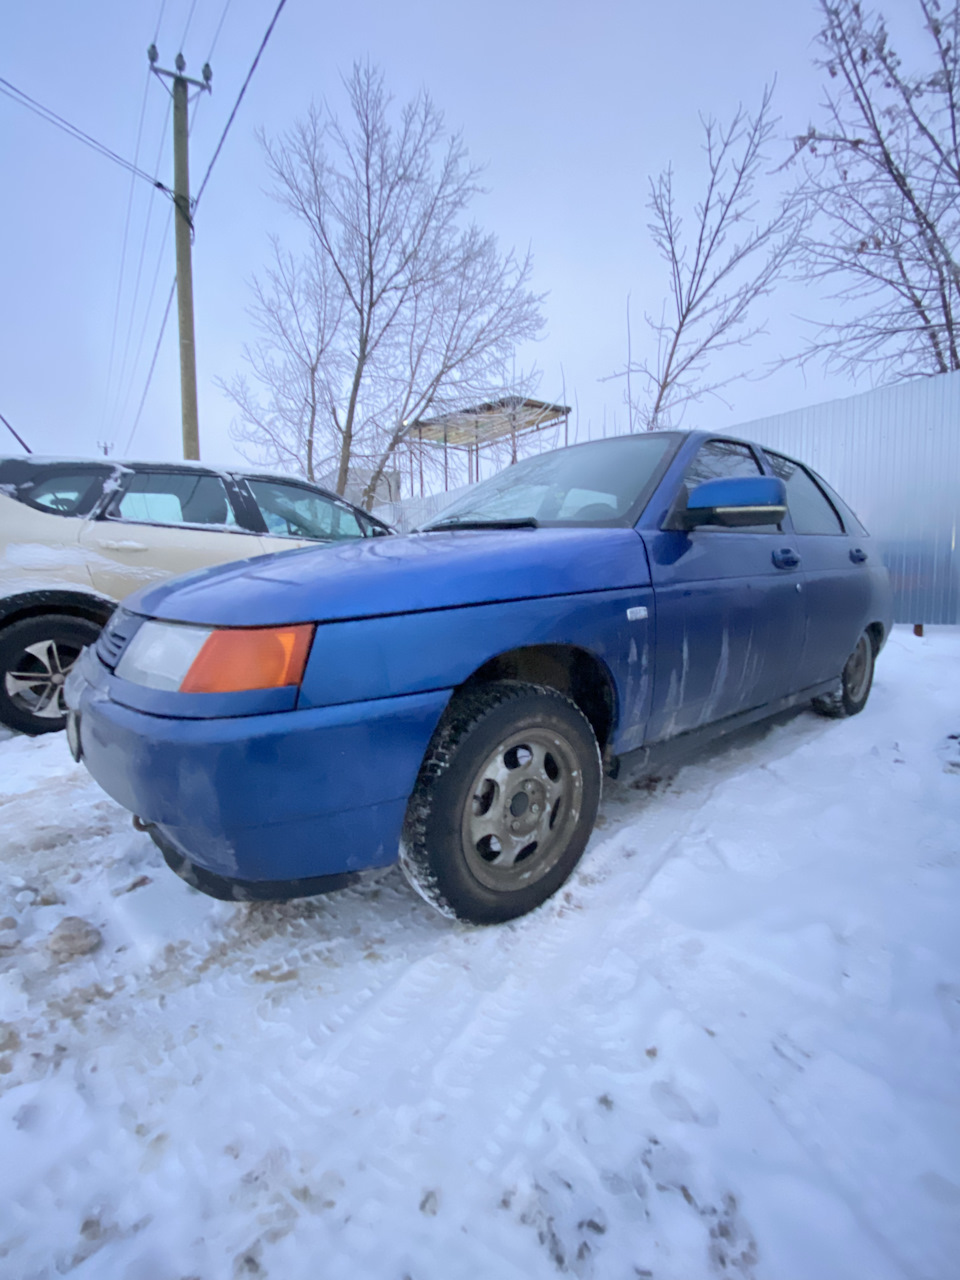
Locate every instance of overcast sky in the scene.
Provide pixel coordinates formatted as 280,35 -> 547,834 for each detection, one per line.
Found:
1,0 -> 925,476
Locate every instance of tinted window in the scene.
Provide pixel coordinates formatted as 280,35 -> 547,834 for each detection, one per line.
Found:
766,453 -> 844,535
814,473 -> 868,535
679,440 -> 770,533
247,480 -> 364,541
112,472 -> 239,527
684,440 -> 762,485
424,434 -> 678,528
0,464 -> 109,516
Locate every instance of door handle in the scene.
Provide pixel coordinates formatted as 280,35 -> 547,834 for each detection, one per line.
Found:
772,547 -> 800,570
849,547 -> 868,564
96,540 -> 149,552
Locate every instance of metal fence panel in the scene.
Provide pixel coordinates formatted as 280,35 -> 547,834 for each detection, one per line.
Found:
735,372 -> 960,625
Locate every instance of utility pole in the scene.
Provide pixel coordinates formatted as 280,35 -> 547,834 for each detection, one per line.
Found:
148,46 -> 211,461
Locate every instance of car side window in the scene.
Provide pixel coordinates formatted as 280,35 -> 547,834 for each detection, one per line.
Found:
110,471 -> 239,528
14,469 -> 108,516
678,440 -> 769,532
247,480 -> 363,541
765,453 -> 844,535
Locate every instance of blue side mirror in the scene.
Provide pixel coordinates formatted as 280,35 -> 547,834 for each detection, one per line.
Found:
673,475 -> 787,530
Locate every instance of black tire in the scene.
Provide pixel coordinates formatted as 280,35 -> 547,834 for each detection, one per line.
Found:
0,613 -> 102,735
400,681 -> 602,924
811,631 -> 875,719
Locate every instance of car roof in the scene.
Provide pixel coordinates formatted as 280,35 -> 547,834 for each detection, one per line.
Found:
0,455 -> 346,497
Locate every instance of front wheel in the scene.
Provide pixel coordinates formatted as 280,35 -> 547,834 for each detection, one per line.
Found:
0,614 -> 102,735
811,631 -> 875,719
400,681 -> 602,924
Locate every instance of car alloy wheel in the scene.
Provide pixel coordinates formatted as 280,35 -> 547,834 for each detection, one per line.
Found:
0,614 -> 102,735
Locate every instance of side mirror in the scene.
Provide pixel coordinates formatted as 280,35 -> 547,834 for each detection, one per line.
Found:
667,475 -> 787,531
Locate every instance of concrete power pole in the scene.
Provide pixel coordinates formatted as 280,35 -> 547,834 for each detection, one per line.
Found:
148,46 -> 211,461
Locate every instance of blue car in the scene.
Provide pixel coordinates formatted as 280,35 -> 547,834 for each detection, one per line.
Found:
67,431 -> 892,924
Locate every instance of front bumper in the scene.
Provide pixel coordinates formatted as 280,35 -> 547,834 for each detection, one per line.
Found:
69,649 -> 450,894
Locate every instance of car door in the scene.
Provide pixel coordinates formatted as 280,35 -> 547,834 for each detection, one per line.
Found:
644,439 -> 806,742
0,463 -> 110,592
77,467 -> 266,601
763,452 -> 874,688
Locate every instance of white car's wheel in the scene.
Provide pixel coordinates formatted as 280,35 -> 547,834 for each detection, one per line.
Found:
0,614 -> 101,735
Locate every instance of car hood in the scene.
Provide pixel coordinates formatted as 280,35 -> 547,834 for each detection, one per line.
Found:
124,527 -> 653,627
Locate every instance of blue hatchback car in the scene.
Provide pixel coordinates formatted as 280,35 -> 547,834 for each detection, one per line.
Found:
67,431 -> 892,924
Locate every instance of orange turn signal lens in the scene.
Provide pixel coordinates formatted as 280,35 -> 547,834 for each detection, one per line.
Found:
179,624 -> 315,694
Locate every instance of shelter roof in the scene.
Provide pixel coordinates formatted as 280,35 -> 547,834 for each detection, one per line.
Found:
407,397 -> 570,448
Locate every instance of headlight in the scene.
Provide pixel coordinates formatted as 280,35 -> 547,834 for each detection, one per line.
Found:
115,620 -> 314,693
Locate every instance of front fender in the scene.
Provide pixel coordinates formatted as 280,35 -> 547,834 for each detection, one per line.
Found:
297,587 -> 655,751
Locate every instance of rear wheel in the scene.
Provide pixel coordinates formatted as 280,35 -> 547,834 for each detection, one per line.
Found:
0,614 -> 101,735
400,681 -> 602,924
811,631 -> 875,719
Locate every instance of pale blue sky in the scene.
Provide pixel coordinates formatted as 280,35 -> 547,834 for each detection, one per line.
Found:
0,0 -> 923,472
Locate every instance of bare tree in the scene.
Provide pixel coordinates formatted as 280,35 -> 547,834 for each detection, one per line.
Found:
220,237 -> 344,483
791,0 -> 960,380
223,64 -> 544,508
609,87 -> 801,430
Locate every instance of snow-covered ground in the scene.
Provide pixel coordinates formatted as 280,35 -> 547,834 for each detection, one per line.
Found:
0,625 -> 958,1280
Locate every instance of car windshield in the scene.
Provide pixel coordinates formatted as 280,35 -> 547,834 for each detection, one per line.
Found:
422,434 -> 679,529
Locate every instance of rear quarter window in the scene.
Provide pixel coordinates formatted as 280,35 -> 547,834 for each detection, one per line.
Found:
765,452 -> 845,535
0,465 -> 109,516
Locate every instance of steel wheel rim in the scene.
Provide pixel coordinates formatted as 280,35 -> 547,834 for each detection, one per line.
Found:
460,725 -> 584,892
4,639 -> 79,719
844,636 -> 871,703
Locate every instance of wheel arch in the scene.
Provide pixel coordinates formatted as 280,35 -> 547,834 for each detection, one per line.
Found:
457,643 -> 618,753
0,589 -> 117,634
865,620 -> 886,654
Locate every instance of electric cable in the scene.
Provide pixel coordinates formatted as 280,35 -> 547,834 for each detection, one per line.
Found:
126,0 -> 289,450
180,0 -> 202,49
194,0 -> 288,209
206,0 -> 234,61
116,206 -> 174,437
101,70 -> 153,438
108,96 -> 173,441
0,76 -> 169,191
154,0 -> 168,42
125,278 -> 177,455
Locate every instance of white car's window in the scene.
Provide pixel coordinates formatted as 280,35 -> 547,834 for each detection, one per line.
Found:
19,470 -> 107,516
247,480 -> 363,541
112,472 -> 240,528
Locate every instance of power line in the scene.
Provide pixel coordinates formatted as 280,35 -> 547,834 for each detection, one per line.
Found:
0,75 -> 171,192
0,411 -> 31,454
127,0 -> 288,450
101,70 -> 154,439
108,99 -> 173,440
206,0 -> 234,61
180,0 -> 202,49
125,278 -> 177,455
195,0 -> 288,209
115,206 -> 174,437
153,0 -> 168,43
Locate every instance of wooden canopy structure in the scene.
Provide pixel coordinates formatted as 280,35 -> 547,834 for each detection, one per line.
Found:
404,397 -> 571,488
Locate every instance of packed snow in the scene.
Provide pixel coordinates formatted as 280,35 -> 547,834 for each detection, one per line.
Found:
0,625 -> 958,1280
